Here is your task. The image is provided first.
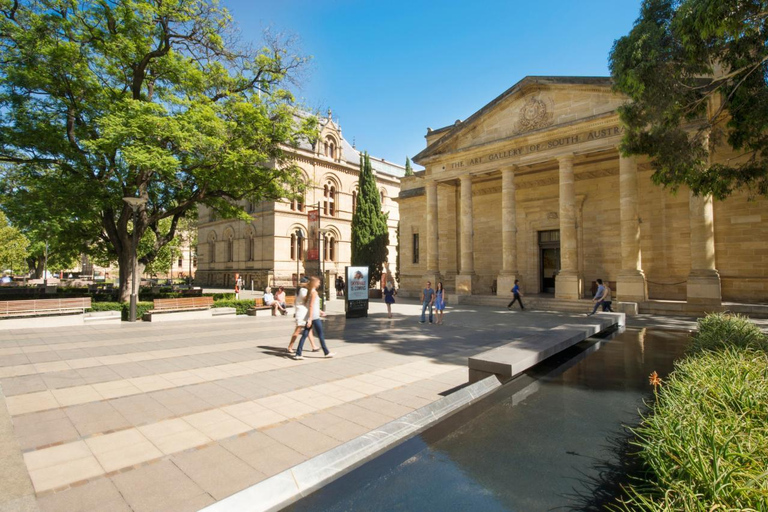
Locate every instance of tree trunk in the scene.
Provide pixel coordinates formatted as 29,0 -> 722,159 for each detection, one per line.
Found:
26,256 -> 44,279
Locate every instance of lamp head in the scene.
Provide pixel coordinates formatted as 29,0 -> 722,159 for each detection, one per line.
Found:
123,197 -> 147,210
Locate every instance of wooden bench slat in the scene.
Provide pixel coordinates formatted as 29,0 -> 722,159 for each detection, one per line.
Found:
0,297 -> 91,318
150,296 -> 213,313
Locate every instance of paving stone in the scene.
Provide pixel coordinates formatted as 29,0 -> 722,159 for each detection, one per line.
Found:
111,460 -> 212,512
109,394 -> 175,426
262,421 -> 340,458
37,476 -> 131,512
65,402 -> 131,437
220,431 -> 305,477
170,445 -> 266,500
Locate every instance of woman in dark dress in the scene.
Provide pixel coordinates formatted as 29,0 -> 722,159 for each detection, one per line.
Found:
383,280 -> 396,318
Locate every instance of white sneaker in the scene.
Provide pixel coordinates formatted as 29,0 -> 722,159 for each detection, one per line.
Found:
324,352 -> 335,358
292,354 -> 304,360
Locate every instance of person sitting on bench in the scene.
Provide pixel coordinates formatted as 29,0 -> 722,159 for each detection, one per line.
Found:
263,287 -> 285,316
274,287 -> 288,316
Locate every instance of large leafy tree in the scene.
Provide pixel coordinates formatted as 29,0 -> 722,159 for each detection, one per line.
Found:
0,211 -> 29,274
0,0 -> 315,301
351,152 -> 389,286
610,0 -> 768,199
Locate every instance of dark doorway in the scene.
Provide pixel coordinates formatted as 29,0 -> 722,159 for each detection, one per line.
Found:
539,230 -> 561,294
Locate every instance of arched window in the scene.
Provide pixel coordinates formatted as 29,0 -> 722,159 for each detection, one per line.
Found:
323,181 -> 336,217
227,235 -> 234,262
329,142 -> 336,160
324,141 -> 329,156
352,190 -> 357,214
209,240 -> 216,263
323,234 -> 336,262
247,233 -> 255,261
291,233 -> 304,261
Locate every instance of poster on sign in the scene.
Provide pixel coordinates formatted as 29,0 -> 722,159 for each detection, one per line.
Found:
345,266 -> 369,318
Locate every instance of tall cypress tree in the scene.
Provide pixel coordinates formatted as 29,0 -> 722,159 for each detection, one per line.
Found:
404,157 -> 414,176
351,152 -> 389,286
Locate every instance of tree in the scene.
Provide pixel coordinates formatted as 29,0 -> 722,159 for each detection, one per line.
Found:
0,211 -> 29,274
0,0 -> 316,301
610,0 -> 768,200
404,157 -> 414,177
351,152 -> 389,286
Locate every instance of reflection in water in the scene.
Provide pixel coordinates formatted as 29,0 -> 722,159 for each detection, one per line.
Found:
286,328 -> 690,512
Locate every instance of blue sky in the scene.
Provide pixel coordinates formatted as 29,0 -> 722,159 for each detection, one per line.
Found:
222,0 -> 642,167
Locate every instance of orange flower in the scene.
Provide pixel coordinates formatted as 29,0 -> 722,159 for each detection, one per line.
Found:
649,371 -> 663,388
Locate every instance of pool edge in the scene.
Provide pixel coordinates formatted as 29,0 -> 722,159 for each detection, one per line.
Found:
199,375 -> 503,512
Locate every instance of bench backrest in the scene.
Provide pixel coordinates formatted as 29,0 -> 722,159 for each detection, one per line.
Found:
0,297 -> 92,316
254,298 -> 265,307
153,296 -> 213,310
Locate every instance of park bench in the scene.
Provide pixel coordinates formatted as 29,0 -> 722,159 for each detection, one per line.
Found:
0,297 -> 91,318
149,296 -> 213,314
248,295 -> 295,316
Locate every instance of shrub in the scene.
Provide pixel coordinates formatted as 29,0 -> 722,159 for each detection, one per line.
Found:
691,312 -> 767,352
212,299 -> 254,315
210,293 -> 235,300
614,315 -> 768,511
86,302 -> 153,321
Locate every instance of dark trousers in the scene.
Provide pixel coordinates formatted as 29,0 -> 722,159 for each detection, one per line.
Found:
507,293 -> 524,309
591,300 -> 614,314
296,319 -> 329,356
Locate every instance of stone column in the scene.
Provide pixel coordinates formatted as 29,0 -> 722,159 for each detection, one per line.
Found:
687,191 -> 721,304
423,179 -> 441,285
455,175 -> 476,295
617,153 -> 648,302
555,154 -> 582,299
497,165 -> 519,297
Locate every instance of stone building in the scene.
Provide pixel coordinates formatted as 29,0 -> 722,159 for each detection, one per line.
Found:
397,76 -> 768,310
196,111 -> 403,291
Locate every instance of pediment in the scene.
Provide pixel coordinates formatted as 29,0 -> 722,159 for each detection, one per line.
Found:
416,77 -> 624,161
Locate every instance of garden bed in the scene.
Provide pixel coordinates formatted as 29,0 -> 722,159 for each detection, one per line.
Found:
613,314 -> 768,510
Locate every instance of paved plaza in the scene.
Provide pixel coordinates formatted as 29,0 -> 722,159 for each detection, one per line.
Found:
0,301 -> 753,512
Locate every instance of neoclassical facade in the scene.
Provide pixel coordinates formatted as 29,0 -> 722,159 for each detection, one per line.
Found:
196,112 -> 403,290
398,76 -> 768,307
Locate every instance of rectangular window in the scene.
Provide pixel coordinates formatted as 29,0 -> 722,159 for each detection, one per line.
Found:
412,233 -> 420,264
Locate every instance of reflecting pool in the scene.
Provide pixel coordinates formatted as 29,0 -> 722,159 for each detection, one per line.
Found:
285,328 -> 690,512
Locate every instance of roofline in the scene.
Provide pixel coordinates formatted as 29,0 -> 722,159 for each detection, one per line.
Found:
414,75 -> 614,164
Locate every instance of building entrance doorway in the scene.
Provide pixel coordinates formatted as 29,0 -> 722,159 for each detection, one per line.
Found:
539,230 -> 561,294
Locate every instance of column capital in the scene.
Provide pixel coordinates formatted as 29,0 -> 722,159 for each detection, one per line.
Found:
557,153 -> 575,164
500,164 -> 518,174
459,174 -> 473,184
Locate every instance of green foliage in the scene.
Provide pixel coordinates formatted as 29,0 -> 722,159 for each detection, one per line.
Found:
351,152 -> 389,286
211,299 -> 253,315
87,301 -> 153,321
610,0 -> 768,199
0,211 -> 28,274
0,0 -> 316,301
404,157 -> 414,177
614,314 -> 768,510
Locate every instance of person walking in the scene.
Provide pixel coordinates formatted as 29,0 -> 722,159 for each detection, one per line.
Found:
293,277 -> 334,360
587,279 -> 607,316
434,282 -> 446,324
420,281 -> 435,324
287,278 -> 318,354
383,279 -> 397,318
507,280 -> 525,310
600,282 -> 614,312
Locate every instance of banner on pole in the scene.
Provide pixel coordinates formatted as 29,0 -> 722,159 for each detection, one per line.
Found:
307,209 -> 320,261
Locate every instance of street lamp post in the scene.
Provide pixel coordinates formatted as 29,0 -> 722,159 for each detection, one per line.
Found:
295,228 -> 304,298
123,196 -> 148,322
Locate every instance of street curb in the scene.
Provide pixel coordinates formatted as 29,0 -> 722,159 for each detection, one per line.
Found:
200,375 -> 502,512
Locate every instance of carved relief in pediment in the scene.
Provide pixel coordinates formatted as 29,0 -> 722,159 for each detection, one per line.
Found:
515,96 -> 554,135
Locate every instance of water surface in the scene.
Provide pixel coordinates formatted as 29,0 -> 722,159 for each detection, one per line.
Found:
286,328 -> 690,512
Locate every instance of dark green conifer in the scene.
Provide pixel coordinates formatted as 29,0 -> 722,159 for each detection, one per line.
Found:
351,152 -> 389,286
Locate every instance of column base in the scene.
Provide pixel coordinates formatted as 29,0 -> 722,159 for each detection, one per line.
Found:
496,274 -> 519,298
687,269 -> 721,305
617,270 -> 647,302
555,272 -> 582,300
455,274 -> 476,295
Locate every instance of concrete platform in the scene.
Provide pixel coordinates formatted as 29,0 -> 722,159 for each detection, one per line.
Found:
467,312 -> 624,383
142,308 -> 236,322
0,311 -> 121,331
